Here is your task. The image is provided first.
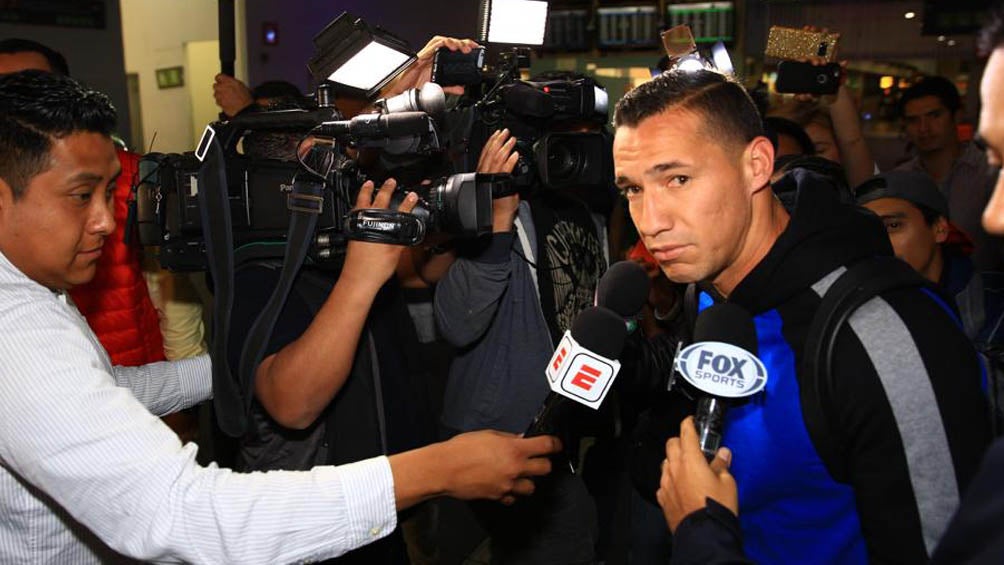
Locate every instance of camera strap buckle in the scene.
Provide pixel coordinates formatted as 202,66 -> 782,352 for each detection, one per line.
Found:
287,193 -> 324,214
287,181 -> 325,215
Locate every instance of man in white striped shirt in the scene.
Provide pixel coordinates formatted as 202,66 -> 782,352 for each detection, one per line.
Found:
0,69 -> 560,564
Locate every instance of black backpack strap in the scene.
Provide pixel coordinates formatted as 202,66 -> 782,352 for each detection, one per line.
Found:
801,256 -> 939,483
236,179 -> 326,433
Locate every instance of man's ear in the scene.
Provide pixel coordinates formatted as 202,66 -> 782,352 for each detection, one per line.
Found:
0,177 -> 14,212
933,216 -> 950,244
745,136 -> 775,195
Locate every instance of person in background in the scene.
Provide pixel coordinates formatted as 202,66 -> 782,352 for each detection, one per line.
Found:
856,170 -> 1004,344
0,38 -> 198,437
895,75 -> 1003,271
769,52 -> 877,188
765,115 -> 816,160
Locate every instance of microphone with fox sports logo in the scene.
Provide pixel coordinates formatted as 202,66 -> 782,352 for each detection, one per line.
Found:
673,303 -> 767,461
595,260 -> 651,333
525,306 -> 628,439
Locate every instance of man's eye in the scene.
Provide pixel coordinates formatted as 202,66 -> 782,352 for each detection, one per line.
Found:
73,192 -> 93,203
886,221 -> 902,230
618,185 -> 641,197
670,175 -> 690,187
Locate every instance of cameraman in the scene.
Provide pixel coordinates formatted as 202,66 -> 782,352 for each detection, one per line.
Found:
0,69 -> 562,564
434,77 -> 611,564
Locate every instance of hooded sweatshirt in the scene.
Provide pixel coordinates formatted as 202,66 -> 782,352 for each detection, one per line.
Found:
692,170 -> 989,564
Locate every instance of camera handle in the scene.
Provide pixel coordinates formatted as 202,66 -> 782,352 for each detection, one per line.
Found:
343,208 -> 426,246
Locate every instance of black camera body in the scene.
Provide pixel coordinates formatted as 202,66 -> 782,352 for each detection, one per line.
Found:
440,56 -> 614,195
136,151 -> 350,271
135,102 -> 503,272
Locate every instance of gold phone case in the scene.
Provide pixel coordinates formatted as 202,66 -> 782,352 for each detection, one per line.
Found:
661,24 -> 697,59
765,26 -> 839,62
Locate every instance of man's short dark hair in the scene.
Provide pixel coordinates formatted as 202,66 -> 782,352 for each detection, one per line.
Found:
0,70 -> 116,198
613,69 -> 765,152
856,180 -> 943,226
898,76 -> 961,118
765,116 -> 815,156
775,154 -> 849,192
0,38 -> 70,76
251,80 -> 306,107
979,5 -> 1004,56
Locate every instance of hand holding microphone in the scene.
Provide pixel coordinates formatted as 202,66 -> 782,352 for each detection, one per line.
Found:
657,416 -> 738,532
525,306 -> 628,438
673,303 -> 764,461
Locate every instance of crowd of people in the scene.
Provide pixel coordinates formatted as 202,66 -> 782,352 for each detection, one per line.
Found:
2,4 -> 1004,564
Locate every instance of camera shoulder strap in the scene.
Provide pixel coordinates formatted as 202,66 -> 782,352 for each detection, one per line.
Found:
236,178 -> 326,431
197,131 -> 246,437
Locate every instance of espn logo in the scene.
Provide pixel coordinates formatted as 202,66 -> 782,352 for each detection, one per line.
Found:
546,334 -> 575,383
544,331 -> 621,408
557,355 -> 616,406
552,347 -> 567,371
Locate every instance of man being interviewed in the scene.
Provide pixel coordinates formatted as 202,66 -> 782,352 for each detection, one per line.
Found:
613,69 -> 988,563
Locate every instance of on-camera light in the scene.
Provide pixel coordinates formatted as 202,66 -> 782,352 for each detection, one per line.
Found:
308,12 -> 416,99
478,0 -> 549,46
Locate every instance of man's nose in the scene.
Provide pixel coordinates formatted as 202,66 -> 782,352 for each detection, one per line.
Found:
91,198 -> 116,236
633,191 -> 669,237
983,172 -> 1004,236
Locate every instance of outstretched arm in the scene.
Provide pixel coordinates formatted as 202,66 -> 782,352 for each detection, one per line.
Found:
253,179 -> 417,429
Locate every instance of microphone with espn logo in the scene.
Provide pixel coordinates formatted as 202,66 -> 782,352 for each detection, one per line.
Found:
673,302 -> 767,461
525,306 -> 628,438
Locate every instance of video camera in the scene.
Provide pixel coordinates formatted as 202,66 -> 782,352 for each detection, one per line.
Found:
135,79 -> 508,272
433,42 -> 613,195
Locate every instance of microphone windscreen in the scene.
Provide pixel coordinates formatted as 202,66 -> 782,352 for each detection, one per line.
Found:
417,82 -> 446,115
377,112 -> 432,137
570,306 -> 628,359
596,261 -> 650,317
692,303 -> 758,355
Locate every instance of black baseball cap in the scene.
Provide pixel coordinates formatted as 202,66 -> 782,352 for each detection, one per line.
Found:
854,170 -> 949,218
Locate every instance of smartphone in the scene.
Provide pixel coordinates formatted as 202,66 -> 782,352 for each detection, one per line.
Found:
775,60 -> 841,95
431,46 -> 486,87
765,26 -> 839,62
661,24 -> 697,59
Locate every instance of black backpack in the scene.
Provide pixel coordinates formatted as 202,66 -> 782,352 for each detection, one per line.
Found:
684,256 -> 1002,478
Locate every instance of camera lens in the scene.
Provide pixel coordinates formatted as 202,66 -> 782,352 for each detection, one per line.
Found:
546,138 -> 584,183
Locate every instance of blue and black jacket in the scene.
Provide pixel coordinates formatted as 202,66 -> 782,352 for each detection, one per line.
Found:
634,173 -> 990,564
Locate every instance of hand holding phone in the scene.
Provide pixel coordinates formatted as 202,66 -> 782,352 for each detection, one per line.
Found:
766,26 -> 839,62
775,60 -> 841,95
431,46 -> 486,87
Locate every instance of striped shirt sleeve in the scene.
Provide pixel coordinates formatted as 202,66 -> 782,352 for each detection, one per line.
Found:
0,290 -> 397,563
111,354 -> 212,416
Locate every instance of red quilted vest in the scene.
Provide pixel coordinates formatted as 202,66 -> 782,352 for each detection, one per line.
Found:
69,149 -> 166,366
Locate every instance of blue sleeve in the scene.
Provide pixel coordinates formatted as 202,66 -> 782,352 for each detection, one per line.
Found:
433,232 -> 516,348
671,499 -> 753,565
